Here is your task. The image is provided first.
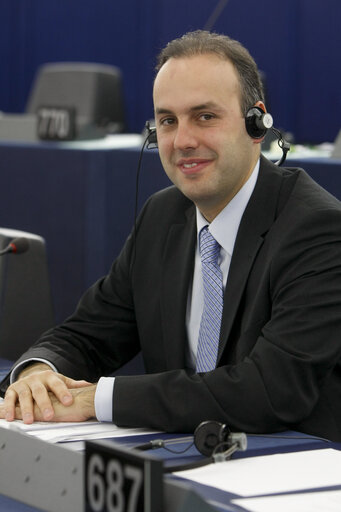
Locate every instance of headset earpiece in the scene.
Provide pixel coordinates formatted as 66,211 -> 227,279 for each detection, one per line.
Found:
145,120 -> 157,146
194,420 -> 231,457
245,106 -> 273,139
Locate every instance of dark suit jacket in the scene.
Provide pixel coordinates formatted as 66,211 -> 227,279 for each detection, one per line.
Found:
2,156 -> 341,441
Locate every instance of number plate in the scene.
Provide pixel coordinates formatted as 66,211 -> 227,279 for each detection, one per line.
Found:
85,440 -> 163,512
37,106 -> 76,140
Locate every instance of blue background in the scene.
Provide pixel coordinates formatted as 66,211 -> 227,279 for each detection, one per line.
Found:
0,0 -> 340,144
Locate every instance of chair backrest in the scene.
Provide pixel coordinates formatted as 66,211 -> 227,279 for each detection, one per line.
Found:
0,228 -> 54,361
26,62 -> 126,135
332,130 -> 341,159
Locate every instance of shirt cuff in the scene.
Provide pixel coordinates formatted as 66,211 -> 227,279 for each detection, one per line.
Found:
95,377 -> 115,422
10,358 -> 58,384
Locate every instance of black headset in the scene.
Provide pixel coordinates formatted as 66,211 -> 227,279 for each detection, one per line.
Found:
134,419 -> 329,473
135,420 -> 247,473
245,106 -> 274,139
193,420 -> 233,456
144,106 -> 290,165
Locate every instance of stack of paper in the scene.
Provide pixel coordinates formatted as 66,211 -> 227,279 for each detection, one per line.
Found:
232,490 -> 341,512
0,418 -> 158,451
176,448 -> 341,512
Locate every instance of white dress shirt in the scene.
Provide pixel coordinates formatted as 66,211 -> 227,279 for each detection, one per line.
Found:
186,160 -> 260,368
11,160 -> 260,422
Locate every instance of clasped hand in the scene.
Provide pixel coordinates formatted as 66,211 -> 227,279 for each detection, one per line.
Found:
0,364 -> 96,424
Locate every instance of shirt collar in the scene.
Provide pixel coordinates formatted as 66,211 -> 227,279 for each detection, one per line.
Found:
196,159 -> 260,256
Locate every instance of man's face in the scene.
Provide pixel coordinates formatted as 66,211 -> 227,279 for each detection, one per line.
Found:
153,54 -> 261,221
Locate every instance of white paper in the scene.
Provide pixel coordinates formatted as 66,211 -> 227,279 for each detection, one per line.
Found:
176,449 -> 341,497
231,490 -> 341,512
0,418 -> 158,444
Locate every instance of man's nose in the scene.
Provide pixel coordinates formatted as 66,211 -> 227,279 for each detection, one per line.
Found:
173,121 -> 199,151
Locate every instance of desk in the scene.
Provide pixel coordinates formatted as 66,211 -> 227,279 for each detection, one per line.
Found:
1,358 -> 341,512
0,429 -> 340,512
0,137 -> 340,326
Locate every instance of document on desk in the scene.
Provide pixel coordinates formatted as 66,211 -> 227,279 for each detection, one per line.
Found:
175,448 -> 341,497
0,417 -> 159,450
231,490 -> 341,512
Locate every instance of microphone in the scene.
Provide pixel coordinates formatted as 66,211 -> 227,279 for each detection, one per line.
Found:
0,237 -> 29,256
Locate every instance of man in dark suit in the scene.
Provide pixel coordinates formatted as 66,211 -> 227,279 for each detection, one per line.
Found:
1,30 -> 341,441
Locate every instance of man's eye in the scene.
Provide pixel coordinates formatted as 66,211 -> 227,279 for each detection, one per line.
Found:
199,113 -> 215,121
160,118 -> 175,126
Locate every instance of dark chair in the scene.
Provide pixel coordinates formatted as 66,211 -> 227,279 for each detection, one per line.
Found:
26,62 -> 126,138
0,228 -> 54,361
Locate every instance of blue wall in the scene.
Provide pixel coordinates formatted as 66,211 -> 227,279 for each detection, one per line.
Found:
0,0 -> 340,144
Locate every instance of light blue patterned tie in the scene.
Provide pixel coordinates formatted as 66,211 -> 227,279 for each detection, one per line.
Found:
196,226 -> 224,372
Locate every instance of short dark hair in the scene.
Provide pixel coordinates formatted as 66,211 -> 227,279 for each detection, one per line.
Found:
155,30 -> 264,116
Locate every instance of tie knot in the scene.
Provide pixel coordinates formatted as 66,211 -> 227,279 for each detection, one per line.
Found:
199,226 -> 220,264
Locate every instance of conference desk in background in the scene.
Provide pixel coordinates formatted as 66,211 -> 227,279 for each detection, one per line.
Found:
0,136 -> 340,328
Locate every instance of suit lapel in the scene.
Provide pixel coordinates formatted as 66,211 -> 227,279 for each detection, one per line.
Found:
160,204 -> 196,369
217,157 -> 285,362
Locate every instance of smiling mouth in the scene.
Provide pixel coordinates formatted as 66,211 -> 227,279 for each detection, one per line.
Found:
178,160 -> 211,175
183,162 -> 198,168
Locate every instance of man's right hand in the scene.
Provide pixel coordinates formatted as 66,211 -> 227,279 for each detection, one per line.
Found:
0,363 -> 91,424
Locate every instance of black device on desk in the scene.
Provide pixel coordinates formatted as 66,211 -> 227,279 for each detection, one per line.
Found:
135,420 -> 247,472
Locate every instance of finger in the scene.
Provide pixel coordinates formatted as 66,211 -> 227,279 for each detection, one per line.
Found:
62,377 -> 93,388
44,373 -> 76,406
16,383 -> 35,424
2,388 -> 18,421
30,380 -> 55,421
